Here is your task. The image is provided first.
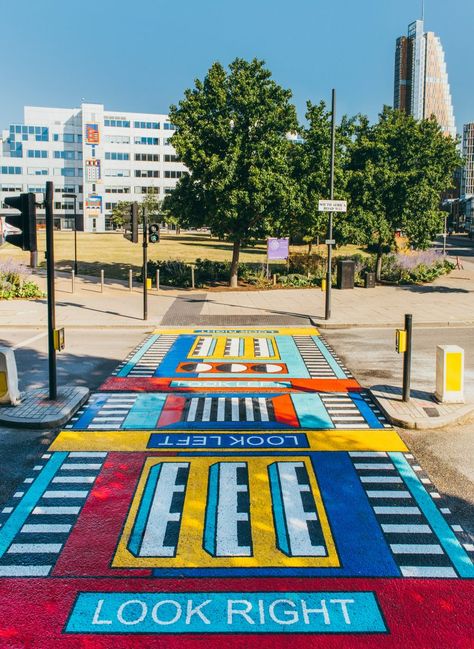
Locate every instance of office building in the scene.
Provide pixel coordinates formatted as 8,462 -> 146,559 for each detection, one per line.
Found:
461,122 -> 474,197
0,103 -> 187,232
394,19 -> 456,138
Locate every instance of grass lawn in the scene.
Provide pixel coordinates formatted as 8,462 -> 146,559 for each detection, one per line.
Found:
0,230 -> 367,281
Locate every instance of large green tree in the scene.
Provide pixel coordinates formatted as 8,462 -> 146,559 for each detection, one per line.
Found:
163,58 -> 299,286
346,107 -> 461,279
110,193 -> 161,228
289,101 -> 354,252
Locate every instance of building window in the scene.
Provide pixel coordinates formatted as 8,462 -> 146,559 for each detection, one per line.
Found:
105,152 -> 130,160
27,167 -> 47,175
134,186 -> 160,194
134,153 -> 160,161
164,123 -> 176,130
104,169 -> 131,177
133,121 -> 160,129
1,184 -> 23,192
27,150 -> 48,158
164,154 -> 179,162
163,138 -> 171,145
135,170 -> 159,178
164,170 -> 185,179
104,119 -> 130,128
105,135 -> 130,144
105,186 -> 131,194
134,137 -> 159,146
53,150 -> 76,160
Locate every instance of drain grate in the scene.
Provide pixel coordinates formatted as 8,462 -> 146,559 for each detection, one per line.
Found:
423,407 -> 440,417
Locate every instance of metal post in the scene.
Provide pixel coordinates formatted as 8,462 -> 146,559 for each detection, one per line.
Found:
402,313 -> 413,402
73,196 -> 78,275
325,89 -> 336,321
45,181 -> 57,401
191,266 -> 195,289
71,269 -> 75,293
143,206 -> 148,321
100,269 -> 104,293
129,268 -> 133,292
156,269 -> 160,291
30,251 -> 38,269
443,212 -> 447,256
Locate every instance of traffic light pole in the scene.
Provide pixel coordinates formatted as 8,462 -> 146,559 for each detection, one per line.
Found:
325,89 -> 336,321
45,181 -> 57,400
143,206 -> 148,321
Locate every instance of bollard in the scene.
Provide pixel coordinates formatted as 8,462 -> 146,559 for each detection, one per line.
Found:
71,269 -> 75,294
101,269 -> 104,293
191,266 -> 195,289
435,345 -> 464,403
129,269 -> 133,292
273,274 -> 277,286
402,314 -> 412,402
156,269 -> 160,291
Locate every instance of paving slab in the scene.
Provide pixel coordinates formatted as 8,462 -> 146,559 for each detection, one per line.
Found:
0,386 -> 89,429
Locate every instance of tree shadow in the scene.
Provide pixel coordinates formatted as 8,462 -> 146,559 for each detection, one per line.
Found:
399,285 -> 471,294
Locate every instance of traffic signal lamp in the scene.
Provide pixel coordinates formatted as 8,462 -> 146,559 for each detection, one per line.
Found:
148,223 -> 160,244
4,192 -> 37,251
123,203 -> 139,243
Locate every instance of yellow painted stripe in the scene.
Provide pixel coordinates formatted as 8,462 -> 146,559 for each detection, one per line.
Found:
50,428 -> 407,453
112,455 -> 339,569
446,352 -> 462,392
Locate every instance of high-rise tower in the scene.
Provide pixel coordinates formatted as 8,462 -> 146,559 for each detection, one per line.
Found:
394,18 -> 456,139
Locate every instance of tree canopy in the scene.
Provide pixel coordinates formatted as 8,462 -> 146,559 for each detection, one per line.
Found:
163,57 -> 299,286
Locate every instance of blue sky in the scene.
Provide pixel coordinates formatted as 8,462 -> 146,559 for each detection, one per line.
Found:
1,0 -> 473,133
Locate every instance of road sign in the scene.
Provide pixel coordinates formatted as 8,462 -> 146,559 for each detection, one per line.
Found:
318,199 -> 347,213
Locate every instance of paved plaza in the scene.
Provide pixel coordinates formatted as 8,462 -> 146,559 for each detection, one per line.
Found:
0,325 -> 472,646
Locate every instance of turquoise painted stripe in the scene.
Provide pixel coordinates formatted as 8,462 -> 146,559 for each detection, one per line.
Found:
313,337 -> 347,378
268,463 -> 289,555
123,394 -> 167,429
276,336 -> 309,378
0,452 -> 68,557
390,453 -> 474,578
117,335 -> 159,377
128,464 -> 161,556
203,464 -> 219,555
291,393 -> 334,429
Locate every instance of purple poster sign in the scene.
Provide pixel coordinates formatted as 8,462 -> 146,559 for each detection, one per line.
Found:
267,237 -> 289,260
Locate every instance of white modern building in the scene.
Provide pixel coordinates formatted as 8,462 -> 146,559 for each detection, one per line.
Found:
0,103 -> 187,232
461,122 -> 474,198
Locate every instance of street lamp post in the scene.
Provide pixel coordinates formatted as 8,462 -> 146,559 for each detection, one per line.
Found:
63,193 -> 78,275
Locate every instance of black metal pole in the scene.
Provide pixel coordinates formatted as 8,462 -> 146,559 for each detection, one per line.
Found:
402,313 -> 413,402
45,181 -> 57,400
74,196 -> 78,275
143,206 -> 148,321
325,89 -> 336,321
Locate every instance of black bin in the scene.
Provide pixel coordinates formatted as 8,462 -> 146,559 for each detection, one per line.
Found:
364,272 -> 376,288
336,259 -> 355,289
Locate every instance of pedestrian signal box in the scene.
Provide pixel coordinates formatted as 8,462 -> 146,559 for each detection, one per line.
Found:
395,329 -> 407,354
54,328 -> 65,352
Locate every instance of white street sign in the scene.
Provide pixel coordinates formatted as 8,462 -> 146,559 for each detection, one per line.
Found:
318,199 -> 347,213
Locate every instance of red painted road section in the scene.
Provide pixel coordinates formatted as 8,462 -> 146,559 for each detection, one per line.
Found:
0,578 -> 472,648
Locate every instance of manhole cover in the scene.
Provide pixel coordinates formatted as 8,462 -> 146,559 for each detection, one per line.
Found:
423,407 -> 440,417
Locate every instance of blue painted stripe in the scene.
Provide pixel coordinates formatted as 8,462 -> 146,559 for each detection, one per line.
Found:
268,463 -> 290,555
349,392 -> 384,429
0,453 -> 68,557
203,464 -> 219,555
276,336 -> 309,378
72,395 -> 108,429
117,335 -> 159,377
156,336 -> 194,377
123,394 -> 166,429
390,453 -> 474,578
291,393 -> 334,429
128,464 -> 161,556
313,337 -> 347,378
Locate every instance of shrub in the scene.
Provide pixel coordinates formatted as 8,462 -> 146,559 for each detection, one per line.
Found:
0,259 -> 43,300
381,251 -> 454,284
145,259 -> 193,287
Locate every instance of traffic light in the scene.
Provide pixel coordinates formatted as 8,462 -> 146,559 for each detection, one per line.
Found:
4,192 -> 37,251
123,203 -> 139,243
148,223 -> 160,244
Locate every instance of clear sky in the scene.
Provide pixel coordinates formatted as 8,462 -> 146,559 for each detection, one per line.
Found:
1,0 -> 473,133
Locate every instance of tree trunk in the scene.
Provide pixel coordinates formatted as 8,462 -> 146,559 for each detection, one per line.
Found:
375,245 -> 383,282
176,226 -> 181,235
307,241 -> 313,257
229,240 -> 241,288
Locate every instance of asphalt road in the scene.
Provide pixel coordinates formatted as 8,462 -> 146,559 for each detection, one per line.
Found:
325,326 -> 474,535
0,327 -> 150,504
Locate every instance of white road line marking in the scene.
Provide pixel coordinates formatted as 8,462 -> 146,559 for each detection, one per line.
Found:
12,332 -> 47,350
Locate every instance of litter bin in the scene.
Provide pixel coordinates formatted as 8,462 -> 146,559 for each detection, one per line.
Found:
336,259 -> 355,289
364,272 -> 376,288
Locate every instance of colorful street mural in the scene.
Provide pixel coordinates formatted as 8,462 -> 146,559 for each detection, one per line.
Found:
0,327 -> 472,647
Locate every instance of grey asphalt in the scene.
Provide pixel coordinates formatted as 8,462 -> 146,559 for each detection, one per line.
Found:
324,326 -> 474,535
0,328 -> 149,504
